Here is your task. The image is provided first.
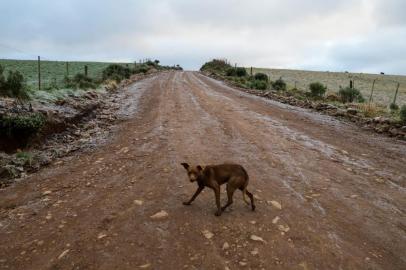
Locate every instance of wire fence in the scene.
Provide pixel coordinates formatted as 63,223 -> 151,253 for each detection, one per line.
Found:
0,57 -> 133,91
252,67 -> 406,106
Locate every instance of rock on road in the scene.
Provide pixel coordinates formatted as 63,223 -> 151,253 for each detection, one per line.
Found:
1,71 -> 405,270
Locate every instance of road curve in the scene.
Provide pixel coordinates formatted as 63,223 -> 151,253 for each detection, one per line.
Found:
1,71 -> 405,270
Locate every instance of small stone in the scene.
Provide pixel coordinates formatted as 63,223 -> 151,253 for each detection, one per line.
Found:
250,220 -> 256,225
139,263 -> 151,268
350,194 -> 358,198
251,248 -> 259,256
58,249 -> 70,259
239,261 -> 247,266
42,190 -> 52,196
272,216 -> 280,224
133,200 -> 143,206
45,214 -> 52,220
98,233 -> 107,239
150,210 -> 168,220
278,224 -> 290,233
222,242 -> 230,250
202,230 -> 214,239
250,235 -> 266,243
37,240 -> 44,246
268,200 -> 282,210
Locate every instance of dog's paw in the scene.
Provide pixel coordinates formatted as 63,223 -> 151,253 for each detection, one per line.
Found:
183,202 -> 191,206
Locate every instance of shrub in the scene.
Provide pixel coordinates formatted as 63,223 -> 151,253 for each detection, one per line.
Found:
389,103 -> 399,111
0,65 -> 29,100
70,73 -> 97,89
133,65 -> 150,74
0,113 -> 45,139
200,59 -> 232,73
15,151 -> 34,166
309,82 -> 327,98
226,68 -> 237,77
338,87 -> 364,103
102,64 -> 131,82
272,78 -> 286,91
400,105 -> 406,123
250,80 -> 268,90
236,67 -> 247,77
254,73 -> 268,82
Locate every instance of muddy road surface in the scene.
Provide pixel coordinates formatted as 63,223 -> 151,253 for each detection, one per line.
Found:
1,71 -> 405,270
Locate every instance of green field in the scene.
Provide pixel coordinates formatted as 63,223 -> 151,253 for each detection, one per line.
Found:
0,59 -> 132,90
251,67 -> 406,106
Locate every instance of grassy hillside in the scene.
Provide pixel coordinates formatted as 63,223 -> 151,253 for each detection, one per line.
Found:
251,67 -> 406,105
0,59 -> 132,90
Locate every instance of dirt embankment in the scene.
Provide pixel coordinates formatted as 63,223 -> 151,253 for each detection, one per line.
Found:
0,71 -> 405,270
0,71 -> 163,185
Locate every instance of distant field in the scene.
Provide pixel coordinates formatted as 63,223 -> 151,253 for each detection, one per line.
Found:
252,67 -> 406,106
0,59 -> 132,90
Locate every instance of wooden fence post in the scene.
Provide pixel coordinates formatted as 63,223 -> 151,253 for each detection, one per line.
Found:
369,79 -> 377,103
250,67 -> 253,76
84,65 -> 88,76
38,56 -> 41,90
392,83 -> 400,105
66,62 -> 69,77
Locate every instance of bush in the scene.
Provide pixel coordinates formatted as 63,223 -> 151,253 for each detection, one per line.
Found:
309,82 -> 327,98
133,65 -> 150,74
250,80 -> 268,90
102,64 -> 131,82
66,73 -> 97,89
400,105 -> 406,123
254,73 -> 268,82
272,78 -> 286,91
338,87 -> 364,103
226,68 -> 237,77
0,113 -> 45,139
200,59 -> 232,73
389,103 -> 399,111
0,65 -> 30,100
236,67 -> 247,77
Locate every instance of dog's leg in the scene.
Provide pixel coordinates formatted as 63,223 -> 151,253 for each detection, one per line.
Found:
183,185 -> 204,205
221,184 -> 236,211
245,189 -> 256,211
213,185 -> 222,216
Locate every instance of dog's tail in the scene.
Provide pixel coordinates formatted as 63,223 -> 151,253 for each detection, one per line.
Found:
241,166 -> 250,205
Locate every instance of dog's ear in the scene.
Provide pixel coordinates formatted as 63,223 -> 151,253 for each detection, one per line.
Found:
181,163 -> 189,170
197,165 -> 203,171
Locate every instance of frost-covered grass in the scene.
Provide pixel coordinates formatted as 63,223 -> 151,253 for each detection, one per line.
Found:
30,86 -> 106,102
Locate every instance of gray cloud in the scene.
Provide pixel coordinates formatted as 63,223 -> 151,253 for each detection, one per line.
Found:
0,0 -> 405,73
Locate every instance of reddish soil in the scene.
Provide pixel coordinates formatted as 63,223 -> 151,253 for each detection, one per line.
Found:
1,71 -> 405,270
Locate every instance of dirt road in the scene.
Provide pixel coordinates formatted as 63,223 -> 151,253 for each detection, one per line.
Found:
1,71 -> 405,270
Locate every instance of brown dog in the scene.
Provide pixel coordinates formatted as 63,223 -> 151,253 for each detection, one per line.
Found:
181,163 -> 255,216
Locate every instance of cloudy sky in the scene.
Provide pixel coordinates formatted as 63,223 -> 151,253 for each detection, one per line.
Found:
0,0 -> 405,74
